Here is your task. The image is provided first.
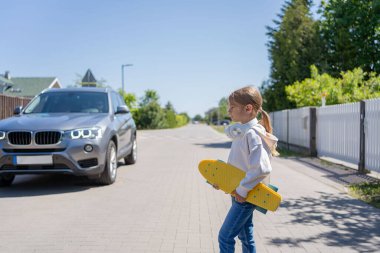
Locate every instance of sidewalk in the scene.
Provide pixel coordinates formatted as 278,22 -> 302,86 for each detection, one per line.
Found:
297,156 -> 380,185
200,126 -> 380,253
249,156 -> 380,253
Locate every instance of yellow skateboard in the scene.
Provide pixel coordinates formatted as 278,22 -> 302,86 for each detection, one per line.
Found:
198,159 -> 281,212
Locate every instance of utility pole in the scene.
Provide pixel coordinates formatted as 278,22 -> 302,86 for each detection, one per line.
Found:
121,64 -> 133,92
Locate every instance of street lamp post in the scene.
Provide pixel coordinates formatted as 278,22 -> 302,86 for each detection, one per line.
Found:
121,64 -> 133,92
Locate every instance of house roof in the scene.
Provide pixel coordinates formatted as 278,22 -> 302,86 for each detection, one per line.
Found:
0,76 -> 14,85
4,77 -> 61,97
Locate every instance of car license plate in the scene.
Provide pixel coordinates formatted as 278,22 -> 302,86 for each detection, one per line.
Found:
16,155 -> 53,165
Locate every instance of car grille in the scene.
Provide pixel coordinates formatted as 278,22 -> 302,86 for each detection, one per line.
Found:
35,131 -> 62,145
8,132 -> 32,145
6,131 -> 62,145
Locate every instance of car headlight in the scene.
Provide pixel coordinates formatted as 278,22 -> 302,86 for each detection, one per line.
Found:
68,127 -> 102,139
0,131 -> 6,140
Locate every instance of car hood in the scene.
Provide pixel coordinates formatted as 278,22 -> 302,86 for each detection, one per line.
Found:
0,113 -> 110,131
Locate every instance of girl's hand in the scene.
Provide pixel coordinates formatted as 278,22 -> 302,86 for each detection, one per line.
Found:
231,190 -> 246,203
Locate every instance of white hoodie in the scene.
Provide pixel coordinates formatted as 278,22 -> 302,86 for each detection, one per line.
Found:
225,118 -> 278,198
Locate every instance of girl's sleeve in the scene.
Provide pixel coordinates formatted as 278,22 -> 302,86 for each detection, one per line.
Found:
235,130 -> 272,198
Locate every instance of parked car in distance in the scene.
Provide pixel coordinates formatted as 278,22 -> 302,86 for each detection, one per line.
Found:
0,87 -> 137,186
212,120 -> 231,126
220,120 -> 231,126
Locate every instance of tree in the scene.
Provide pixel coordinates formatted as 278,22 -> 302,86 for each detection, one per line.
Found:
136,90 -> 163,129
137,102 -> 166,129
177,113 -> 190,127
319,0 -> 380,76
164,101 -> 177,128
118,89 -> 137,109
265,0 -> 323,111
259,80 -> 275,111
218,97 -> 229,120
139,89 -> 159,107
193,114 -> 203,122
132,89 -> 190,129
165,101 -> 175,112
204,107 -> 219,124
285,65 -> 339,107
285,65 -> 380,107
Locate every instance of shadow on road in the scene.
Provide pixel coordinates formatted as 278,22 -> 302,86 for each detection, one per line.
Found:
0,161 -> 126,198
195,141 -> 232,149
0,174 -> 94,198
271,192 -> 380,252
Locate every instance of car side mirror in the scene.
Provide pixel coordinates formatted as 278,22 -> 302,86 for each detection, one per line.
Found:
14,106 -> 23,115
115,105 -> 130,114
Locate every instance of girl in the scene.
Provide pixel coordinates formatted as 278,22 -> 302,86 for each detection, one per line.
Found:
217,86 -> 278,253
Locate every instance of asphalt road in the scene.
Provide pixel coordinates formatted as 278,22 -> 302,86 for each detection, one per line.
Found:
1,124 -> 379,253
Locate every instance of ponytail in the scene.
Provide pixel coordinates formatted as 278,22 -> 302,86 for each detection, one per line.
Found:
259,109 -> 273,134
259,109 -> 279,156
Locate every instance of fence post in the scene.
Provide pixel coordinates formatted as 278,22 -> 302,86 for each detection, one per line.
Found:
286,110 -> 289,150
309,107 -> 317,156
358,101 -> 366,173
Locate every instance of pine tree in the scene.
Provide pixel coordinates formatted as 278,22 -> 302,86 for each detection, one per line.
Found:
264,0 -> 323,111
319,0 -> 380,75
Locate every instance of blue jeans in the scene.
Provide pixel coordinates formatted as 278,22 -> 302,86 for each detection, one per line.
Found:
218,197 -> 256,253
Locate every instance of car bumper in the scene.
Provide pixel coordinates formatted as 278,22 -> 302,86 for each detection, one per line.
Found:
0,139 -> 106,176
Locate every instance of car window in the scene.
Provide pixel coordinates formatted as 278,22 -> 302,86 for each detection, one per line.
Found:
117,94 -> 124,106
118,93 -> 131,111
111,92 -> 120,113
24,95 -> 43,113
23,92 -> 109,113
111,92 -> 131,114
117,93 -> 129,108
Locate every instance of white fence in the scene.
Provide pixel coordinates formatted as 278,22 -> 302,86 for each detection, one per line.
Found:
289,107 -> 311,149
316,103 -> 361,165
272,110 -> 288,143
270,99 -> 380,173
272,108 -> 312,149
365,99 -> 380,172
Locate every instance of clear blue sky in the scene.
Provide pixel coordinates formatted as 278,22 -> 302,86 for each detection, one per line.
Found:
1,0 -> 321,117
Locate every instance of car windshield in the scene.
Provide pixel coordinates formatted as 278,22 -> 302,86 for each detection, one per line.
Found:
24,91 -> 109,114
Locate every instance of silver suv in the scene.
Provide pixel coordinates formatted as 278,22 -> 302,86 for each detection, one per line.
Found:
0,88 -> 137,186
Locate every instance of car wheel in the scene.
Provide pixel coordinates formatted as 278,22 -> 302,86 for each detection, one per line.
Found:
124,136 -> 137,165
98,141 -> 117,185
0,174 -> 15,187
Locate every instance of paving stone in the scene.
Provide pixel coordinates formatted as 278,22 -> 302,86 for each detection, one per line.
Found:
0,125 -> 379,253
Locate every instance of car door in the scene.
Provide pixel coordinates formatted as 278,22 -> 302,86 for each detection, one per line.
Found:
111,92 -> 132,157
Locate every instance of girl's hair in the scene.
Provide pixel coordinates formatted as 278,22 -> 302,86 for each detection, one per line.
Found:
229,86 -> 279,156
229,86 -> 273,134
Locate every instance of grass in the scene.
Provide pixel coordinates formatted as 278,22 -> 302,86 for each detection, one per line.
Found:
211,125 -> 225,134
276,147 -> 303,157
276,147 -> 311,158
348,182 -> 380,209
